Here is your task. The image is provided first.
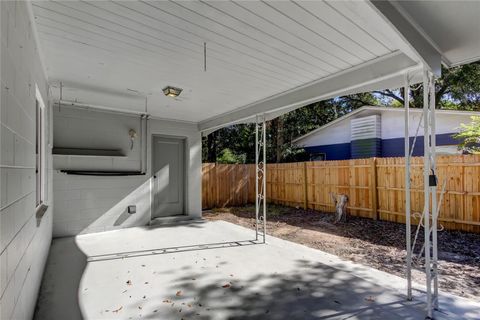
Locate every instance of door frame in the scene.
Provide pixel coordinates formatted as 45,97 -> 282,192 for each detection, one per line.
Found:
150,134 -> 188,218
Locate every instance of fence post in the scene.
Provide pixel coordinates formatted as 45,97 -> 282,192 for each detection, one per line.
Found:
370,157 -> 378,220
303,162 -> 308,210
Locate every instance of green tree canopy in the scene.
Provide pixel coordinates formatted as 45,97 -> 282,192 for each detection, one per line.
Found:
203,61 -> 480,163
454,116 -> 480,154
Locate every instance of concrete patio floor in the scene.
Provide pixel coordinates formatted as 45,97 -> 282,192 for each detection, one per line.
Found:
34,220 -> 480,320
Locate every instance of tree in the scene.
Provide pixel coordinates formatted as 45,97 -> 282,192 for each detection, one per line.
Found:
454,116 -> 480,153
206,131 -> 217,163
216,148 -> 246,164
202,61 -> 480,163
370,62 -> 480,109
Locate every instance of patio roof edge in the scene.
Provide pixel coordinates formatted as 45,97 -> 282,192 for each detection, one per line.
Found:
199,51 -> 419,133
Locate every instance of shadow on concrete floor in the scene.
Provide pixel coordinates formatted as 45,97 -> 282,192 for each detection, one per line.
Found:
34,237 -> 86,320
33,221 -> 479,320
135,259 -> 432,320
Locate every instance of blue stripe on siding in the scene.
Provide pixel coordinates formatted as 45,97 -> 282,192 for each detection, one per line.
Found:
351,138 -> 382,159
304,143 -> 351,160
381,133 -> 460,157
304,133 -> 460,160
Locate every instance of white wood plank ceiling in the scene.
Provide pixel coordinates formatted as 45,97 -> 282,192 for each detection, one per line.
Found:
32,0 -> 418,123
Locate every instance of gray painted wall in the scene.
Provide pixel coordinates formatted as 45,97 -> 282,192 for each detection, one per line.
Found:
52,107 -> 202,237
0,2 -> 53,319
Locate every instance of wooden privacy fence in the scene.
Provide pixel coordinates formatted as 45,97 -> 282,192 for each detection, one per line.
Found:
202,155 -> 480,233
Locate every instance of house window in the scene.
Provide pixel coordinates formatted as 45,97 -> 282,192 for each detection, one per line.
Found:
36,90 -> 45,207
310,153 -> 326,161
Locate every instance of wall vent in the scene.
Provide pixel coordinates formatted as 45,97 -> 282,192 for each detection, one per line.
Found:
350,115 -> 381,159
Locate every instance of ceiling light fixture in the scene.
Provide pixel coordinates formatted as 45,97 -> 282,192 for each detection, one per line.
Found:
162,86 -> 183,98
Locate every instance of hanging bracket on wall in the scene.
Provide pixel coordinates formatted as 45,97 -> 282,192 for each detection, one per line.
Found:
129,129 -> 137,150
60,170 -> 146,176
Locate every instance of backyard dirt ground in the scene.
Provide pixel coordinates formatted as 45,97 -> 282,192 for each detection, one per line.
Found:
203,205 -> 480,300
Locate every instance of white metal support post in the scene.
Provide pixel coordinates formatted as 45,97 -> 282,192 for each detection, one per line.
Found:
404,74 -> 412,301
422,69 -> 432,318
429,73 -> 439,310
255,115 -> 267,243
422,69 -> 439,319
255,117 -> 259,241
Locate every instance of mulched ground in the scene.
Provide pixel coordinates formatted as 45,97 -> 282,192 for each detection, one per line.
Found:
203,205 -> 480,300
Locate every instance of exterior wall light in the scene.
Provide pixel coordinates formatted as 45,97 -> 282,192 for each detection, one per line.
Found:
162,86 -> 183,98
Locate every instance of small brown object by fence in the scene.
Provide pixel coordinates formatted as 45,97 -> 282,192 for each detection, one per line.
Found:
330,193 -> 348,223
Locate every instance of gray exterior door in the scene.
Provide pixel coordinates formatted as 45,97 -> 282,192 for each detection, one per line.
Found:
152,136 -> 185,218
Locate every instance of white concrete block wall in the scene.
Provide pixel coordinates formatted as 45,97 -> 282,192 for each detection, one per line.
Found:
1,1 -> 53,319
52,107 -> 202,237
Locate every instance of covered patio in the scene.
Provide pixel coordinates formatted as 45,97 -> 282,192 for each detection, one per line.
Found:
34,220 -> 480,320
1,1 -> 480,319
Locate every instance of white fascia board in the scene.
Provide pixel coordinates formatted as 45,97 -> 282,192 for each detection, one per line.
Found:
199,51 -> 418,132
369,0 -> 443,75
270,69 -> 423,124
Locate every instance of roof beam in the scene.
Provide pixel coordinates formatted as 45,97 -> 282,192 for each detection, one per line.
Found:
199,51 -> 418,132
369,0 -> 442,76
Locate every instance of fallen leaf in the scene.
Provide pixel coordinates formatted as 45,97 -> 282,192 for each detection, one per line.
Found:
112,306 -> 123,313
365,296 -> 375,302
222,283 -> 231,288
126,280 -> 132,286
176,290 -> 183,296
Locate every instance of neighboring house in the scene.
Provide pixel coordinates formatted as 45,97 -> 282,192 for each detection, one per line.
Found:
293,106 -> 478,161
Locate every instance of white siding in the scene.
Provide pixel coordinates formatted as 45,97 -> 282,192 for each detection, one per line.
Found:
298,120 -> 351,147
52,108 -> 202,237
381,111 -> 472,139
297,108 -> 475,149
1,2 -> 53,319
